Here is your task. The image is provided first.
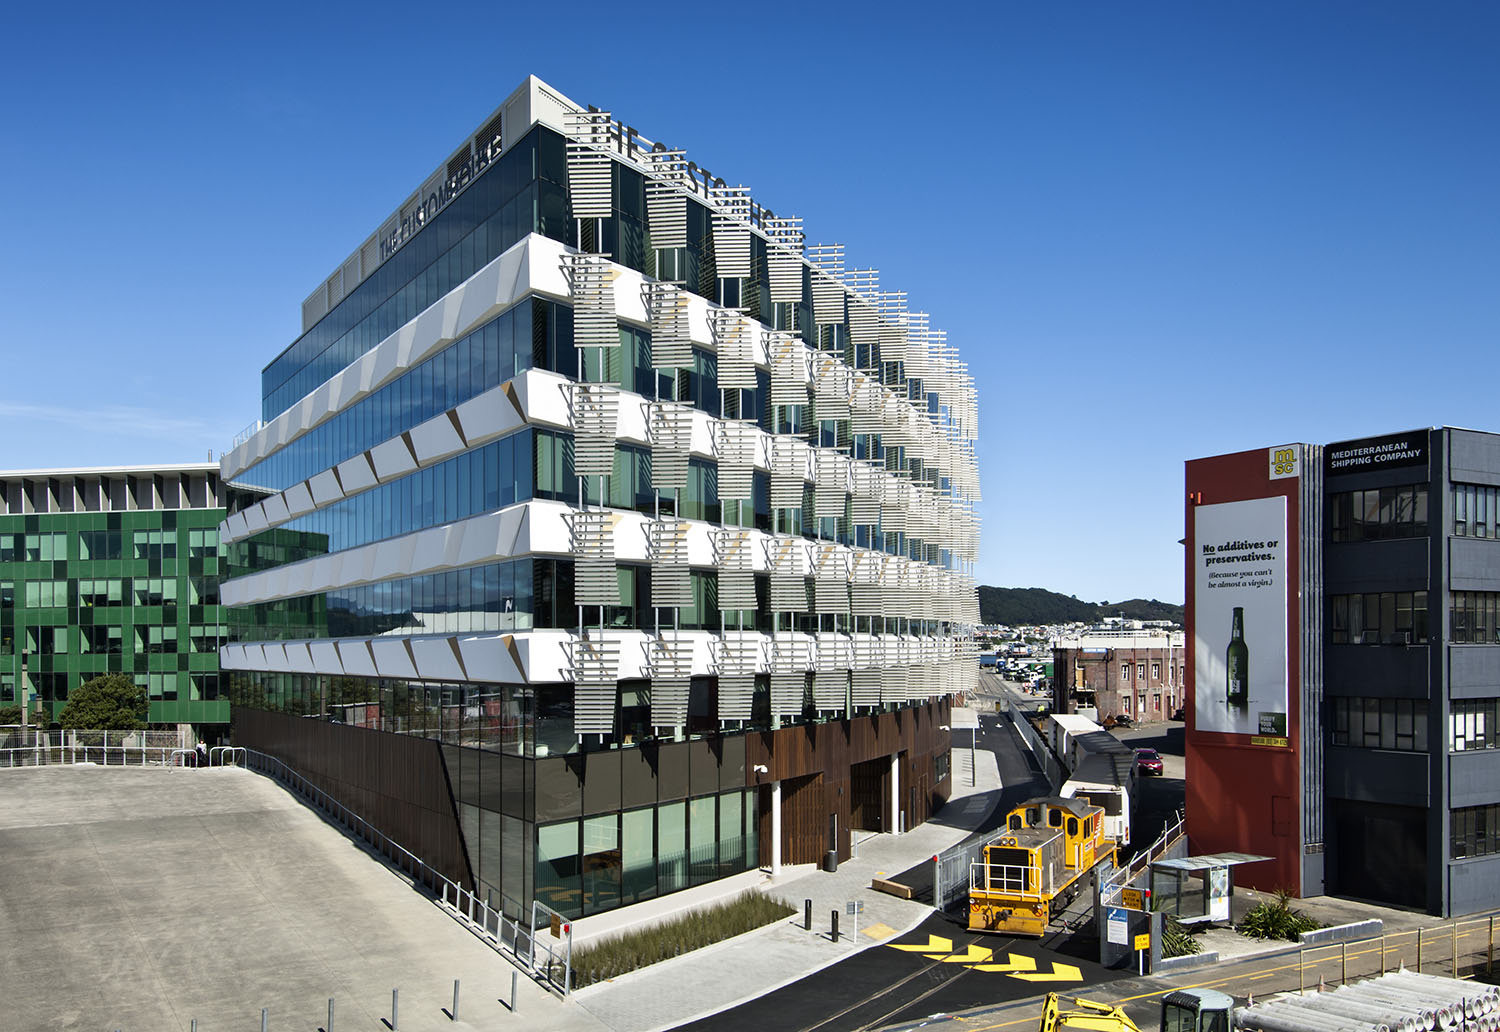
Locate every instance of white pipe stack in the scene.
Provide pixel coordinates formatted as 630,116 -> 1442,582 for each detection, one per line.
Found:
1236,972 -> 1500,1032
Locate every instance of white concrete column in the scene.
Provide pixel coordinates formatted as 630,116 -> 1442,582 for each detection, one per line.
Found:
770,779 -> 782,876
890,754 -> 901,837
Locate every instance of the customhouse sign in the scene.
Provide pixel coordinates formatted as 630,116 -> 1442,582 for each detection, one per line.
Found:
380,121 -> 505,262
582,105 -> 786,231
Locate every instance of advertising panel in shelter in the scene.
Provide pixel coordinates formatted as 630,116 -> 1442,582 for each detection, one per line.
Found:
1193,495 -> 1289,742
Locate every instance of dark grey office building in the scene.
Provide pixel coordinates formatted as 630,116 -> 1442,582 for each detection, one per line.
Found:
1324,426 -> 1500,915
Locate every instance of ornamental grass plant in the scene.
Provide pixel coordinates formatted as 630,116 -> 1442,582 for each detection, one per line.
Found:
1237,889 -> 1321,942
569,891 -> 795,988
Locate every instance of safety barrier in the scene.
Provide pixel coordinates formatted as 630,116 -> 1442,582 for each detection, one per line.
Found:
0,728 -> 192,768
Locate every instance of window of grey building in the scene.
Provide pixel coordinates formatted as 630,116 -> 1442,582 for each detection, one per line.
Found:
1451,803 -> 1500,860
1451,592 -> 1500,644
1330,484 -> 1428,542
1330,591 -> 1428,645
1329,696 -> 1428,751
1451,699 -> 1500,751
1453,483 -> 1500,538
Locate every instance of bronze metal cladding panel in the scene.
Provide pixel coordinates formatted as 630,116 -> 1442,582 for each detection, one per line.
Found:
233,708 -> 473,891
780,773 -> 827,865
748,701 -> 952,862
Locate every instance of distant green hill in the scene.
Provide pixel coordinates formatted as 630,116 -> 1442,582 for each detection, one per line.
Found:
977,586 -> 1183,627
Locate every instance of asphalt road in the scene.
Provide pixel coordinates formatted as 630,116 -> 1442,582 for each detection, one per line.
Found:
673,707 -> 1106,1032
673,678 -> 1193,1032
672,908 -> 1115,1032
887,714 -> 1051,904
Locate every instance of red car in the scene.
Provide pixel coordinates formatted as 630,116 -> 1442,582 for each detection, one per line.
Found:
1135,748 -> 1164,776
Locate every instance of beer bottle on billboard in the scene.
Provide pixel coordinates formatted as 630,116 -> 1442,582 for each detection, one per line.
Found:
1226,607 -> 1249,714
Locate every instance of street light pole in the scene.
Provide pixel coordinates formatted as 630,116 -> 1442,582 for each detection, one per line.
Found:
971,725 -> 977,787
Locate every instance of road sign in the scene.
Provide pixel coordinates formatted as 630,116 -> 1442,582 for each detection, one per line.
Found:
1121,888 -> 1144,911
846,900 -> 864,915
1106,907 -> 1128,946
1135,933 -> 1151,952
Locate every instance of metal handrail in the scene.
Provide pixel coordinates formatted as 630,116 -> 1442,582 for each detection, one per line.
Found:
1101,807 -> 1185,906
209,746 -> 247,767
970,860 -> 1046,901
167,749 -> 192,769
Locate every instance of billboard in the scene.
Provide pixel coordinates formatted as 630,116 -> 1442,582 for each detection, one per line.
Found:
1193,495 -> 1289,742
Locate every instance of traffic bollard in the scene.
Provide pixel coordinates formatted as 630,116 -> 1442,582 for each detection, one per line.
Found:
261,1008 -> 268,1032
392,988 -> 399,1030
451,979 -> 460,1020
804,898 -> 812,931
328,997 -> 334,1032
832,909 -> 840,942
511,969 -> 519,1013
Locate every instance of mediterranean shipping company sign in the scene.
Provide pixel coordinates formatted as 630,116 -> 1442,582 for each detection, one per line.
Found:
1325,430 -> 1428,476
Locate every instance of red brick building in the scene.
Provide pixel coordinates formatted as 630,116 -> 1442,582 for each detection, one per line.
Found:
1053,630 -> 1186,722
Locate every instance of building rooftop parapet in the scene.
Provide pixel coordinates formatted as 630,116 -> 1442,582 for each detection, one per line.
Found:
1053,629 -> 1185,650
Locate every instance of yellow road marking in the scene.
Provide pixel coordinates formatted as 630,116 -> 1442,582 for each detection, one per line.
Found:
972,953 -> 1037,974
1009,962 -> 1083,983
889,934 -> 954,954
942,945 -> 995,965
862,922 -> 897,939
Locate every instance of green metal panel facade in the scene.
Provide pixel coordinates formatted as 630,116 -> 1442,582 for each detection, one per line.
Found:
0,508 -> 228,725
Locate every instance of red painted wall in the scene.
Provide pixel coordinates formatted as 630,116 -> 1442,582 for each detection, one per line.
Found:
1184,447 -> 1305,895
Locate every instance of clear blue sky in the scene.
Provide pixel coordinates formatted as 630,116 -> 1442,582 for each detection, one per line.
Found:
2,2 -> 1496,604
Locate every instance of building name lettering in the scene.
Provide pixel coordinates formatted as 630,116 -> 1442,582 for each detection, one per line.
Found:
586,106 -> 782,230
380,125 -> 505,262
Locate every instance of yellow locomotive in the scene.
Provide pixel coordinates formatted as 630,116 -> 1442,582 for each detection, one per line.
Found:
969,795 -> 1116,937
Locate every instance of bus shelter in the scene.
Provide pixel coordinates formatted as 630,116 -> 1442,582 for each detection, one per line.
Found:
1149,853 -> 1270,925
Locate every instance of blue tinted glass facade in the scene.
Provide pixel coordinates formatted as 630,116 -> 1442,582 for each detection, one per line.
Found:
262,126 -> 576,420
228,431 -> 534,576
239,301 -> 572,495
230,558 -> 534,641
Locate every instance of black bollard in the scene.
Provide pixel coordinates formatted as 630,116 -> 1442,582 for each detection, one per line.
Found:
804,898 -> 813,930
832,909 -> 840,942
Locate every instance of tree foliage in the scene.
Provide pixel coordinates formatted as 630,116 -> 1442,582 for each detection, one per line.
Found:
977,586 -> 1184,626
57,674 -> 148,731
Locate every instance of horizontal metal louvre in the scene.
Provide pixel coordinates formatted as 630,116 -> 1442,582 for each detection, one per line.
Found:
565,110 -> 615,221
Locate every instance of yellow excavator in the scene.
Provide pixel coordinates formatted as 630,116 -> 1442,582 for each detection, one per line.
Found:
1038,989 -> 1233,1032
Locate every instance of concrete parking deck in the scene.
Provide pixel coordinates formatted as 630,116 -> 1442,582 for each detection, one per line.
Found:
0,766 -> 608,1032
1,729 -> 1013,1032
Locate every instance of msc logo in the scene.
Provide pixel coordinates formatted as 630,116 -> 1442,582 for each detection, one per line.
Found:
1269,446 -> 1299,480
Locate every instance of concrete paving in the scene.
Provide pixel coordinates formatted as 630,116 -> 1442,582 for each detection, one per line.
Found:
570,745 -> 1007,1032
0,766 -> 609,1032
0,742 -> 1009,1032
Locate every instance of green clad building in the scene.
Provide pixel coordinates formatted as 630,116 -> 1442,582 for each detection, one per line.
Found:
0,463 -> 230,727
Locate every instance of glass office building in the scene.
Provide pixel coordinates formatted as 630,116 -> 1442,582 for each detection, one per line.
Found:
220,76 -> 980,920
0,463 -> 229,727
